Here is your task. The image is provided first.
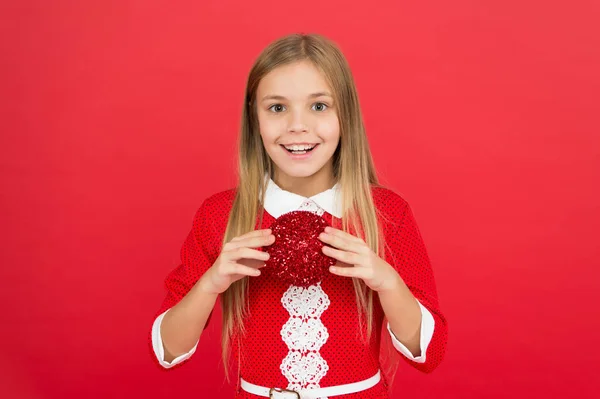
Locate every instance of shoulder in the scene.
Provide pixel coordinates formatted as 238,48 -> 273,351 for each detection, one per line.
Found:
188,188 -> 237,247
370,185 -> 416,233
193,187 -> 237,227
200,187 -> 236,212
371,185 -> 410,218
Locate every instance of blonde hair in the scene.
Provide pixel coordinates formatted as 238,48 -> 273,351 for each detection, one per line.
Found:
221,33 -> 389,382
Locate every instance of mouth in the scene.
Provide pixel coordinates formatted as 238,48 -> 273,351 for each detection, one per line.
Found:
280,144 -> 319,155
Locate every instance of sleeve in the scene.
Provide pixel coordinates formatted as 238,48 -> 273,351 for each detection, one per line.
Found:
148,198 -> 220,370
386,299 -> 435,363
151,309 -> 198,368
385,200 -> 448,373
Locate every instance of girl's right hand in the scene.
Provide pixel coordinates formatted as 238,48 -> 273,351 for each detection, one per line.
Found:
199,229 -> 275,295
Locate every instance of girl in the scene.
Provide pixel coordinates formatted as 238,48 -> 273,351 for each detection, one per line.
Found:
150,33 -> 448,398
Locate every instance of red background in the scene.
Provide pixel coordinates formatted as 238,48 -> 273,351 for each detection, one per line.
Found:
1,1 -> 599,398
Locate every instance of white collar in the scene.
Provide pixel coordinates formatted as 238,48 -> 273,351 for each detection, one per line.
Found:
262,177 -> 342,218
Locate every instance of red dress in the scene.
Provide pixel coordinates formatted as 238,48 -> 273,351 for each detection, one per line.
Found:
150,184 -> 448,398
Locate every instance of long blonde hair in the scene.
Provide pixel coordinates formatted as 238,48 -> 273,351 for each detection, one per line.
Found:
221,33 -> 387,381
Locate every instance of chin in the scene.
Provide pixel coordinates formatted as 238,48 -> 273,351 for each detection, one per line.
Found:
273,163 -> 326,179
266,143 -> 336,180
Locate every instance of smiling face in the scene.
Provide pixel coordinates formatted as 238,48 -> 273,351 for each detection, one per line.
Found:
255,60 -> 340,192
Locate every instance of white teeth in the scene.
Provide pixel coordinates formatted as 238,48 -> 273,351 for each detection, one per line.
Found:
284,144 -> 316,151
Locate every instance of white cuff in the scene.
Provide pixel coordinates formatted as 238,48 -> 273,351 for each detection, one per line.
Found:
386,300 -> 435,363
151,309 -> 199,368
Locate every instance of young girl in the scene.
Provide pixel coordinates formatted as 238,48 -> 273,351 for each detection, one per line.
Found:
150,33 -> 448,398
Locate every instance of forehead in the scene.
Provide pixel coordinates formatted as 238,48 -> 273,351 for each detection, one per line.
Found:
257,61 -> 332,98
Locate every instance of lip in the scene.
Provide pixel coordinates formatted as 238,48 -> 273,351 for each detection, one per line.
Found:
280,143 -> 319,160
280,143 -> 319,146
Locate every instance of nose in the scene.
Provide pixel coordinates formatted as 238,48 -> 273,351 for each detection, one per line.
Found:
287,109 -> 308,133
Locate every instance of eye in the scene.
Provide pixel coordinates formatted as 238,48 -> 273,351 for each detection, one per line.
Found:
312,102 -> 328,112
268,104 -> 286,113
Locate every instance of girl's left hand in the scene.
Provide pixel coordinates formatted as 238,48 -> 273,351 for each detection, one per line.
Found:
318,226 -> 402,292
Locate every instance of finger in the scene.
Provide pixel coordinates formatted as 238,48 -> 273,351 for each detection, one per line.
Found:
227,263 -> 262,277
238,258 -> 268,269
239,234 -> 275,249
319,232 -> 365,254
325,227 -> 365,244
225,234 -> 275,250
230,229 -> 272,242
329,264 -> 363,279
227,247 -> 270,262
322,246 -> 363,265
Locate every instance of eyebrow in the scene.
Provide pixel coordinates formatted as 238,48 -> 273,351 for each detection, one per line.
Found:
261,92 -> 333,102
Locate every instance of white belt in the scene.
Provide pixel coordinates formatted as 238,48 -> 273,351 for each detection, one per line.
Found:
240,370 -> 381,399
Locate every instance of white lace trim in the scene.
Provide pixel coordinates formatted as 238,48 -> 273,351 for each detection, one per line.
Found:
280,283 -> 331,396
297,199 -> 325,216
278,202 -> 330,397
281,284 -> 331,320
281,317 -> 329,352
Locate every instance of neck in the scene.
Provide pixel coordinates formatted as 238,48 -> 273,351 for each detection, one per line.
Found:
273,165 -> 335,198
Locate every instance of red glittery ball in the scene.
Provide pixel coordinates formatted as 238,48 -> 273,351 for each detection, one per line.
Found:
263,210 -> 335,287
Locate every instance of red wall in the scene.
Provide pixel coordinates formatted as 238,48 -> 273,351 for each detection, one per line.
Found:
1,1 -> 599,398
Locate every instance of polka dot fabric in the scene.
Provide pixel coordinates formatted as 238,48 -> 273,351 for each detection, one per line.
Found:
148,191 -> 231,371
373,187 -> 449,375
150,186 -> 448,397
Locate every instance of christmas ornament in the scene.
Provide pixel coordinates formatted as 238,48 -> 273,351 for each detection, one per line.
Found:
263,210 -> 335,287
